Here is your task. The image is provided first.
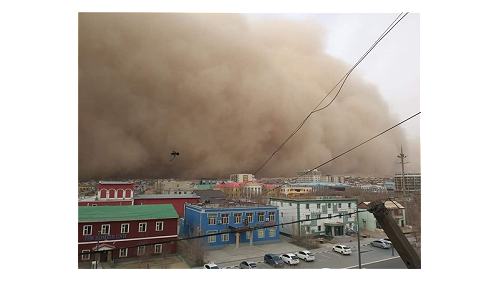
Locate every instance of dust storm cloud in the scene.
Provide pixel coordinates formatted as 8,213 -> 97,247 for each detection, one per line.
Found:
78,13 -> 420,180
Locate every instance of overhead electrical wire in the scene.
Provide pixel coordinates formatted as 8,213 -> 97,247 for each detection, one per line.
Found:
253,12 -> 409,175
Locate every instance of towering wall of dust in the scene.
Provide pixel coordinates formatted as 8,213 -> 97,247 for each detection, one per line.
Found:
78,13 -> 420,180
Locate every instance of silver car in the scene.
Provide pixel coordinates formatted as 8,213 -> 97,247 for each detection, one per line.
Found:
239,261 -> 258,269
371,239 -> 390,249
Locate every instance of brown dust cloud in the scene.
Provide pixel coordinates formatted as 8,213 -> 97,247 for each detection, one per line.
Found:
79,13 -> 420,181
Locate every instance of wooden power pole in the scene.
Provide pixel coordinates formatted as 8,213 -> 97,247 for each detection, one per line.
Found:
368,200 -> 421,269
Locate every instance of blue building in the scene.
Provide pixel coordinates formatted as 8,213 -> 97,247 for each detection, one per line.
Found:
180,203 -> 280,249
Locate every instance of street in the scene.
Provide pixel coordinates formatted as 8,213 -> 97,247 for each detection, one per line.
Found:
217,244 -> 404,269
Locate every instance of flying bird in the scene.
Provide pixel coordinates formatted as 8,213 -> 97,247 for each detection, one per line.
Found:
170,151 -> 180,161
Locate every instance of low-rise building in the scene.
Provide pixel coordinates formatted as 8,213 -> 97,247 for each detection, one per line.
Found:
179,203 -> 280,249
358,200 -> 406,230
230,174 -> 255,183
98,181 -> 134,200
279,186 -> 313,197
133,194 -> 200,218
270,197 -> 358,238
78,204 -> 178,263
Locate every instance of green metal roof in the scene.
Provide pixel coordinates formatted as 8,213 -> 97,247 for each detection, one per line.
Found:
78,204 -> 178,223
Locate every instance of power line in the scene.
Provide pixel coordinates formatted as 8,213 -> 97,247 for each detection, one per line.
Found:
252,111 -> 421,200
253,12 -> 409,176
79,206 -> 374,256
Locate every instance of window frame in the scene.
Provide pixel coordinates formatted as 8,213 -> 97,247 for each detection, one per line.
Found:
339,203 -> 342,208
121,223 -> 129,234
207,231 -> 217,243
269,227 -> 276,237
257,228 -> 265,238
81,250 -> 90,260
101,224 -> 110,235
221,233 -> 229,242
208,214 -> 216,225
348,203 -> 352,208
305,204 -> 309,209
257,212 -> 265,222
154,244 -> 162,254
246,213 -> 253,223
234,213 -> 242,224
269,212 -> 275,221
137,246 -> 146,256
119,248 -> 128,257
83,225 -> 92,236
221,213 -> 229,224
139,222 -> 147,232
156,221 -> 164,231
317,203 -> 320,209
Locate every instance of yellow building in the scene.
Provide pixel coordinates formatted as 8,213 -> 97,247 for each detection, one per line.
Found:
78,186 -> 93,193
279,186 -> 312,198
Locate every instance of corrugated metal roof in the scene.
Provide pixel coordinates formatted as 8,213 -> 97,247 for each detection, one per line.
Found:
78,204 -> 178,222
195,184 -> 215,190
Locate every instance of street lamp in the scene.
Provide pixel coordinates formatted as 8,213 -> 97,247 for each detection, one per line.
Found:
94,230 -> 101,269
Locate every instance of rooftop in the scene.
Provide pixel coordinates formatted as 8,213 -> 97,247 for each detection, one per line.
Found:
78,204 -> 178,222
99,181 -> 134,185
134,194 -> 200,199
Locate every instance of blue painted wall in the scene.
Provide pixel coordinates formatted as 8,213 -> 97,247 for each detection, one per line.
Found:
180,205 -> 280,248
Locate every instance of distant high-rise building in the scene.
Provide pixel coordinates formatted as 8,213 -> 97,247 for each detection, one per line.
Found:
394,172 -> 421,191
296,169 -> 321,183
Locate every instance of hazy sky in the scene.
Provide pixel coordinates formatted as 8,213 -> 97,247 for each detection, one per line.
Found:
79,13 -> 420,180
246,13 -> 420,138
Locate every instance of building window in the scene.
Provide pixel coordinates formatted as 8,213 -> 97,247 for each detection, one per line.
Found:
328,203 -> 331,208
222,233 -> 229,242
156,221 -> 164,231
92,204 -> 97,206
137,246 -> 146,256
154,244 -> 162,254
317,204 -> 320,209
246,231 -> 251,239
101,224 -> 110,235
306,204 -> 309,209
269,212 -> 275,221
207,231 -> 217,243
81,250 -> 90,260
281,202 -> 283,207
121,223 -> 129,233
339,203 -> 342,208
348,203 -> 352,208
289,203 -> 292,206
234,213 -> 242,224
306,215 -> 310,220
139,222 -> 147,232
318,226 -> 321,232
119,248 -> 128,257
246,213 -> 253,223
258,212 -> 265,222
281,212 -> 284,218
269,227 -> 276,237
349,214 -> 352,218
208,214 -> 216,225
306,226 -> 310,234
257,228 -> 265,238
83,225 -> 92,236
328,214 -> 332,219
318,214 -> 321,219
221,214 -> 229,224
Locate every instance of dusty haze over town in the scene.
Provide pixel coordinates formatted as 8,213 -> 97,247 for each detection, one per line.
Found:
78,13 -> 420,181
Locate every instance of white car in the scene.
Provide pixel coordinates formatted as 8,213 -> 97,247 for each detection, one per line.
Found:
295,250 -> 315,262
333,245 -> 352,255
382,238 -> 392,245
280,253 -> 300,265
204,263 -> 219,269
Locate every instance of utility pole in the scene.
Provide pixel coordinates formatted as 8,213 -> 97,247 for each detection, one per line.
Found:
367,200 -> 421,269
94,230 -> 101,269
356,203 -> 362,269
396,146 -> 409,197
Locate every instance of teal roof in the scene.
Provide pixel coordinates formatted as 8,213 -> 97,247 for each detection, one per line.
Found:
196,184 -> 214,190
78,204 -> 178,223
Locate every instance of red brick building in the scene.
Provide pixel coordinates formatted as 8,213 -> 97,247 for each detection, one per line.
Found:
78,204 -> 178,263
98,181 -> 134,200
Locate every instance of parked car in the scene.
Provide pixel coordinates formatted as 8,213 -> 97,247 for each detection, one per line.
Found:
371,240 -> 390,249
239,261 -> 258,269
204,263 -> 219,269
264,254 -> 284,268
382,238 -> 392,245
295,250 -> 315,262
333,245 -> 352,255
280,253 -> 300,265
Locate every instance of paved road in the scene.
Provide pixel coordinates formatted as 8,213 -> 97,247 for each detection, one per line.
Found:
352,256 -> 407,269
217,244 -> 404,269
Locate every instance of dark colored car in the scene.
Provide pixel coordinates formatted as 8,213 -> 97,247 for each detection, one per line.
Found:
239,261 -> 258,269
264,254 -> 284,268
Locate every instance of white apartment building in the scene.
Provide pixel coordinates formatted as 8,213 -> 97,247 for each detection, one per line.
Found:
270,197 -> 358,237
296,169 -> 321,183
